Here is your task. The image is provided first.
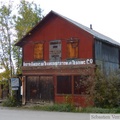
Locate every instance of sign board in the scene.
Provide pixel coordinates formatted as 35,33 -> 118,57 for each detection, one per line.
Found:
11,78 -> 19,90
12,87 -> 18,90
23,59 -> 93,67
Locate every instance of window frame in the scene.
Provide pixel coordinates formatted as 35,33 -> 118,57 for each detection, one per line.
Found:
67,38 -> 79,60
56,76 -> 72,94
74,75 -> 89,95
34,42 -> 44,61
49,40 -> 61,62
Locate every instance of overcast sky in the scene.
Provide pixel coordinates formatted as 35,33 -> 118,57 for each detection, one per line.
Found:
1,0 -> 120,43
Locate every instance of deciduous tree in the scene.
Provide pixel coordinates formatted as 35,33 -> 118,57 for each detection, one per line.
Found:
0,0 -> 43,80
0,1 -> 15,79
14,0 -> 43,74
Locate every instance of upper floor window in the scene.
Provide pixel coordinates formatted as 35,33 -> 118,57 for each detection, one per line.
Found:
67,38 -> 79,59
49,40 -> 61,61
34,43 -> 44,60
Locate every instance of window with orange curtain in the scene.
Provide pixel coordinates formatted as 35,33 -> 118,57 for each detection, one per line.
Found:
34,43 -> 44,60
67,38 -> 79,59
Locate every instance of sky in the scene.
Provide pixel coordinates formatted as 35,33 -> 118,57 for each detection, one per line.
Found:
0,0 -> 120,43
27,0 -> 120,43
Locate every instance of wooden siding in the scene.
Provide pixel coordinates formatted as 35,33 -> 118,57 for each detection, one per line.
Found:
95,40 -> 119,73
23,16 -> 94,62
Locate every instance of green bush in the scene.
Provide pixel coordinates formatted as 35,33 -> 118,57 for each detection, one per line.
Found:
31,103 -> 75,112
2,94 -> 21,107
47,103 -> 75,112
81,107 -> 118,113
26,104 -> 120,113
91,69 -> 120,108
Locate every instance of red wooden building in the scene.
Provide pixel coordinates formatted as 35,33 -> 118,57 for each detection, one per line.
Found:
16,11 -> 120,106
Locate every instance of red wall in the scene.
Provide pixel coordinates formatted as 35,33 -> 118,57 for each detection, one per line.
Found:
23,16 -> 94,62
55,95 -> 93,107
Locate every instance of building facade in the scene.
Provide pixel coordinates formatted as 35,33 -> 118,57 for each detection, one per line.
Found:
16,11 -> 120,106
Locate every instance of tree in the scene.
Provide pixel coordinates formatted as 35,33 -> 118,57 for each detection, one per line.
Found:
0,1 -> 15,79
14,0 -> 43,74
0,0 -> 43,80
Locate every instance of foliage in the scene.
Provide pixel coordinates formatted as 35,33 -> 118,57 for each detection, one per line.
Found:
2,91 -> 21,107
0,79 -> 8,90
81,107 -> 120,113
48,103 -> 75,112
90,69 -> 120,108
0,0 -> 43,77
23,104 -> 120,113
15,0 -> 43,37
0,1 -> 15,78
13,0 -> 43,74
2,94 -> 17,107
31,103 -> 76,112
0,70 -> 11,81
65,95 -> 73,104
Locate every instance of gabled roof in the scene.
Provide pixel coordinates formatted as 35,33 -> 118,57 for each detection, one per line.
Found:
16,10 -> 120,47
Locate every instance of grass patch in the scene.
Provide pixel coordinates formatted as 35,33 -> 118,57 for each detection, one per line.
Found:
81,107 -> 120,113
27,103 -> 76,112
23,104 -> 120,113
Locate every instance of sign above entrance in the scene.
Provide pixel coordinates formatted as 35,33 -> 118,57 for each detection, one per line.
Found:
23,59 -> 93,67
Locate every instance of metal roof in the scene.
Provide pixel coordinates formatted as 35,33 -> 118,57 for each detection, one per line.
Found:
52,11 -> 120,46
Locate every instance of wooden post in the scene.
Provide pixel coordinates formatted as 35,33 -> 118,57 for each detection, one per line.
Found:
22,76 -> 26,105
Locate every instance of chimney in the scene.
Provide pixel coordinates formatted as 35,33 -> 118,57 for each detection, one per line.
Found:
90,24 -> 92,29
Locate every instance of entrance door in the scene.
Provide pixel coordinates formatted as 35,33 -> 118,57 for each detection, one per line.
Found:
40,76 -> 54,102
26,76 -> 54,102
26,76 -> 40,102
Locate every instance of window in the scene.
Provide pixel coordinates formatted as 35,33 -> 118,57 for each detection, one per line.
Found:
57,76 -> 72,94
74,75 -> 89,95
49,40 -> 61,61
67,38 -> 79,59
34,43 -> 43,60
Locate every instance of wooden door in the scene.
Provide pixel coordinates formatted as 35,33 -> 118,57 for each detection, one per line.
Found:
26,76 -> 54,102
40,76 -> 54,101
26,76 -> 40,102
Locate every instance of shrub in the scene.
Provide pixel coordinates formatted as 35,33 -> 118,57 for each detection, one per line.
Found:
81,107 -> 118,113
2,93 -> 21,107
48,103 -> 75,112
31,103 -> 75,112
91,69 -> 120,108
